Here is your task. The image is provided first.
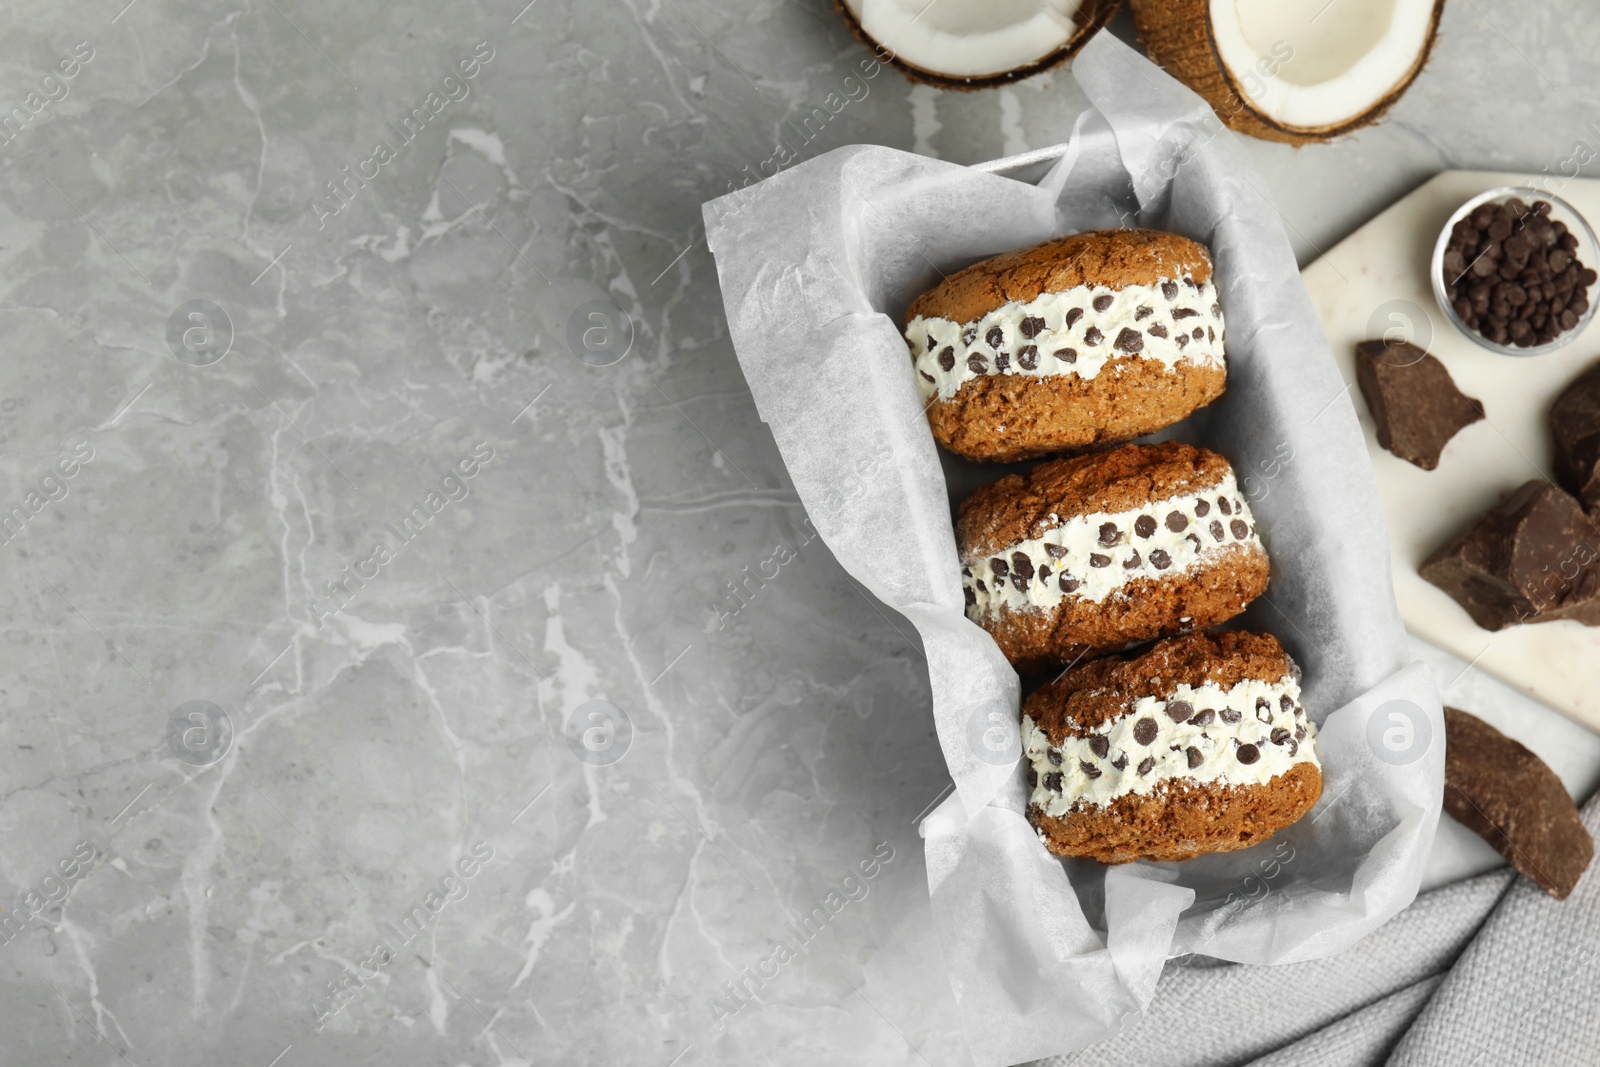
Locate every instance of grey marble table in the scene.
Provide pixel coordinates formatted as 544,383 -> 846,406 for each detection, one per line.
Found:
1,2 -> 1597,1065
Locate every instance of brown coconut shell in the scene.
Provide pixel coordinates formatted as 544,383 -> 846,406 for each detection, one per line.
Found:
833,0 -> 1123,92
1128,0 -> 1445,144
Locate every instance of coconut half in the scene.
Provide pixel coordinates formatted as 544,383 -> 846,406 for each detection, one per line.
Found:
835,0 -> 1121,90
1131,0 -> 1444,143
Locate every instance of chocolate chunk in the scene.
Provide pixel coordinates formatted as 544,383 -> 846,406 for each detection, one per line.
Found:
1210,520 -> 1225,541
1166,700 -> 1193,723
1191,708 -> 1215,727
1059,573 -> 1080,593
1137,756 -> 1156,776
966,353 -> 988,374
986,325 -> 1004,349
1065,307 -> 1083,329
961,325 -> 978,346
1089,735 -> 1110,758
1098,522 -> 1121,545
1092,294 -> 1113,312
1020,316 -> 1045,338
1231,518 -> 1250,539
1113,327 -> 1144,354
1149,549 -> 1171,570
1133,717 -> 1158,745
1165,511 -> 1188,532
1089,553 -> 1111,568
1044,543 -> 1067,559
1135,514 -> 1157,538
1010,552 -> 1034,581
1044,771 -> 1063,792
1445,706 -> 1593,898
1017,345 -> 1039,370
1123,550 -> 1141,569
1271,727 -> 1290,745
1080,761 -> 1102,779
1220,707 -> 1242,724
1551,359 -> 1600,508
1236,744 -> 1260,765
1420,480 -> 1600,629
1054,347 -> 1077,364
1162,280 -> 1179,300
1047,748 -> 1063,765
990,557 -> 1008,578
1194,499 -> 1210,517
938,346 -> 955,371
1148,323 -> 1168,339
1135,305 -> 1153,321
1355,339 -> 1485,470
1186,746 -> 1204,769
1111,754 -> 1127,771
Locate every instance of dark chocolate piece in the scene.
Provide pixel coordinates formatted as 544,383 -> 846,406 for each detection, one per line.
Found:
1551,359 -> 1600,509
1354,339 -> 1484,470
1444,706 -> 1593,899
1419,480 -> 1600,629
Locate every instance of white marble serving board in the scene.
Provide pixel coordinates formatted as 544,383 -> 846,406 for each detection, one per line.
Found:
1304,170 -> 1600,733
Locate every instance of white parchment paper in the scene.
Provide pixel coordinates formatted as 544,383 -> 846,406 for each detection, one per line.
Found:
703,34 -> 1443,1067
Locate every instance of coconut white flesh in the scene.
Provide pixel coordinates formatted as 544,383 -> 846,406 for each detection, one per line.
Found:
1210,0 -> 1435,130
844,0 -> 1089,79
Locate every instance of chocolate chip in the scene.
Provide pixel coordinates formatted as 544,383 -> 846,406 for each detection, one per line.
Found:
1081,325 -> 1105,347
1280,695 -> 1294,713
1166,511 -> 1188,532
1038,565 -> 1050,582
974,579 -> 986,592
1059,573 -> 1080,593
1149,548 -> 1171,569
961,325 -> 978,346
1166,700 -> 1193,723
1089,736 -> 1110,758
1017,345 -> 1039,370
1010,573 -> 1027,592
1172,307 -> 1199,319
1186,533 -> 1202,550
1186,746 -> 1204,769
1098,522 -> 1121,545
1193,327 -> 1205,341
1065,307 -> 1083,329
1211,302 -> 1222,318
1295,724 -> 1306,740
1135,514 -> 1157,538
1093,294 -> 1113,312
1044,543 -> 1067,559
1113,327 -> 1144,354
1194,499 -> 1210,517
1112,754 -> 1127,771
1176,334 -> 1189,349
1218,496 -> 1232,515
938,346 -> 955,371
1135,305 -> 1153,321
986,325 -> 1004,349
1080,761 -> 1102,779
1191,708 -> 1214,727
1137,756 -> 1156,776
920,371 -> 935,382
1236,744 -> 1260,765
1231,518 -> 1250,539
1044,771 -> 1063,791
1010,552 -> 1034,580
967,354 -> 987,373
1047,748 -> 1063,765
1054,347 -> 1077,364
1020,316 -> 1045,338
994,351 -> 1010,370
1090,553 -> 1110,568
1161,280 -> 1179,300
1123,550 -> 1141,569
1220,707 -> 1242,724
963,586 -> 975,606
1205,520 -> 1221,542
1027,767 -> 1037,788
1288,739 -> 1298,757
1134,717 -> 1158,745
1148,323 -> 1168,339
1271,727 -> 1291,745
990,557 -> 1008,577
1256,698 -> 1272,724
923,334 -> 935,352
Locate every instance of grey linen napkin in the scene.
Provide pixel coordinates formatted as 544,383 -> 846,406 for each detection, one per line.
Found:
1034,795 -> 1600,1067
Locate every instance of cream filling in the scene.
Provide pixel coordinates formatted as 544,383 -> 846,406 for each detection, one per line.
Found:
907,276 -> 1225,402
1024,674 -> 1319,814
962,471 -> 1260,615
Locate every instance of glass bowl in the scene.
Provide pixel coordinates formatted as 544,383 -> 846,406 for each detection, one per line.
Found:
1430,186 -> 1599,357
